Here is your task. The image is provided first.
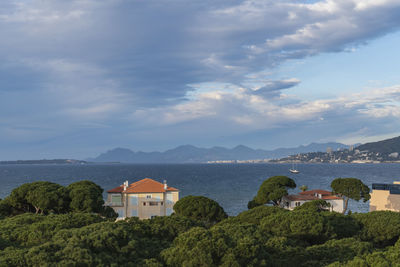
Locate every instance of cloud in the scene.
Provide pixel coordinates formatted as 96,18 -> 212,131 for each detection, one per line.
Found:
251,78 -> 301,97
1,0 -> 400,157
2,0 -> 400,107
130,85 -> 400,141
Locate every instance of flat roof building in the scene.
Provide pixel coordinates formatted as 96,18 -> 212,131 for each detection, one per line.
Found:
370,182 -> 400,212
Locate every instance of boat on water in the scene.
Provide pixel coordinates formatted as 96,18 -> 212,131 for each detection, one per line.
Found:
289,162 -> 300,174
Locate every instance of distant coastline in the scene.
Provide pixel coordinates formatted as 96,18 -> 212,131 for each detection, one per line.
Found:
0,159 -> 88,165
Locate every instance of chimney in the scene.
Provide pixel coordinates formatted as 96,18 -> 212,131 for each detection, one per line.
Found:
123,180 -> 128,191
163,180 -> 167,190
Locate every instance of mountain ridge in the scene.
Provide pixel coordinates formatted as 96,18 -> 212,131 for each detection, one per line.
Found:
89,142 -> 351,163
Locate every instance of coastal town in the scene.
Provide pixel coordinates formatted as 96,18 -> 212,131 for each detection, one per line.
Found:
271,146 -> 400,164
208,141 -> 400,164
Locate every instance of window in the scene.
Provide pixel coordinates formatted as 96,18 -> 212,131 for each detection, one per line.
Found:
295,202 -> 301,207
130,195 -> 138,205
111,194 -> 122,205
146,195 -> 152,199
143,202 -> 146,206
131,209 -> 138,217
166,193 -> 173,203
149,202 -> 158,206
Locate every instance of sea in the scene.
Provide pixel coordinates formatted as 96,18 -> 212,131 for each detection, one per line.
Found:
1,163 -> 400,216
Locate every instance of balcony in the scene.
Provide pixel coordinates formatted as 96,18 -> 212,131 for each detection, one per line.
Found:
104,201 -> 124,207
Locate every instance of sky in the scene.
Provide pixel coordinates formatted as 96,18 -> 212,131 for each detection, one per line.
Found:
1,0 -> 400,160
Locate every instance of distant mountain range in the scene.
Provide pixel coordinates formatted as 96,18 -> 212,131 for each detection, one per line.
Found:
88,142 -> 352,163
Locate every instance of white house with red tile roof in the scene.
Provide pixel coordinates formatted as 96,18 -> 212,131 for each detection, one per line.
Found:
280,189 -> 344,213
106,178 -> 179,220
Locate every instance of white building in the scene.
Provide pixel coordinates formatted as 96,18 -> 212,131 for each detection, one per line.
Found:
281,189 -> 344,213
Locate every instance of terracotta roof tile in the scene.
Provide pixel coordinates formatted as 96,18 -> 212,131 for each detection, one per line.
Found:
108,178 -> 179,194
299,189 -> 333,196
285,189 -> 343,201
285,195 -> 318,201
107,185 -> 124,193
321,195 -> 342,200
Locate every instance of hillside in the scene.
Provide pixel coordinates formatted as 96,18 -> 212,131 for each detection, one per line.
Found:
273,135 -> 400,163
356,136 -> 400,154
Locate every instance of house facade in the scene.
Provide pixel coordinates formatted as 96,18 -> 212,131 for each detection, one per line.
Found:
370,182 -> 400,212
106,178 -> 179,220
281,189 -> 344,213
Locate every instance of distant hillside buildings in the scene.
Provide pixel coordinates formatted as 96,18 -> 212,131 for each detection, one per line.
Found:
271,148 -> 400,164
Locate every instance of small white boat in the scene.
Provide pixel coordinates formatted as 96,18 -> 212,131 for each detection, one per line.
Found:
289,162 -> 300,174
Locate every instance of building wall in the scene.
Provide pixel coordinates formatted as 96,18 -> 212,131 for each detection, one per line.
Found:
281,197 -> 344,213
107,191 -> 179,220
370,190 -> 400,212
280,198 -> 306,210
326,199 -> 344,213
137,192 -> 165,219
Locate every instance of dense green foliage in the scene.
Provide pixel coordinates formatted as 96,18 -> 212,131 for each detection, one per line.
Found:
261,210 -> 360,245
1,207 -> 399,266
1,180 -> 400,266
294,199 -> 331,212
67,180 -> 104,213
26,182 -> 69,214
173,195 -> 227,224
249,176 -> 296,208
3,180 -> 117,218
0,199 -> 12,217
331,178 -> 370,214
353,211 -> 400,247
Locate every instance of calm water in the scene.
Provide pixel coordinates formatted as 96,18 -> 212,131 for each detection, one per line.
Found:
1,163 -> 400,215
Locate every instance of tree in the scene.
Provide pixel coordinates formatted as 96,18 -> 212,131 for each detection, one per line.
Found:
249,176 -> 296,207
260,210 -> 359,245
173,195 -> 227,224
67,180 -> 104,213
260,211 -> 327,244
0,198 -> 13,217
300,185 -> 308,192
353,211 -> 400,247
8,181 -> 69,214
236,206 -> 288,225
161,225 -> 270,266
8,183 -> 40,213
25,182 -> 70,214
100,206 -> 118,219
294,200 -> 331,212
305,238 -> 373,266
331,178 -> 370,214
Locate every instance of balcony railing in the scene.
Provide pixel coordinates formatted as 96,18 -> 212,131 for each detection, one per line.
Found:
104,201 -> 124,207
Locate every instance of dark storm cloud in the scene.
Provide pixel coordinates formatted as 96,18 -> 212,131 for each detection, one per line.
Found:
1,0 -> 400,159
